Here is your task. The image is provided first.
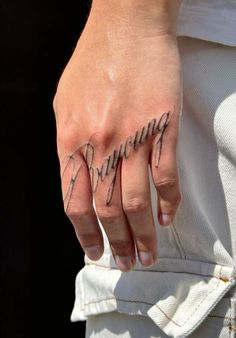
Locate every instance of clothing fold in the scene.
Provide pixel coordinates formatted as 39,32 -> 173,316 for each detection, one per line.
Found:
71,257 -> 236,337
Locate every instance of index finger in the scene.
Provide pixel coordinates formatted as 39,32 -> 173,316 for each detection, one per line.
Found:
60,150 -> 104,260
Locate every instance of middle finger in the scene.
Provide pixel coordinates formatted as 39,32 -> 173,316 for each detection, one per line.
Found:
92,152 -> 136,271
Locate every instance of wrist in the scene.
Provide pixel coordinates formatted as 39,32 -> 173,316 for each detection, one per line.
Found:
89,0 -> 182,37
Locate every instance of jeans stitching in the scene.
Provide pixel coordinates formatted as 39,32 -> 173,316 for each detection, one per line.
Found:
176,266 -> 223,326
86,262 -> 225,280
82,267 -> 227,327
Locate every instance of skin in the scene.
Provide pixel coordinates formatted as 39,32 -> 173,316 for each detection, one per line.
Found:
53,0 -> 182,271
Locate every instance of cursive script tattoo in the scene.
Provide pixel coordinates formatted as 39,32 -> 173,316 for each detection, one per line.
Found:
61,154 -> 82,212
62,111 -> 171,209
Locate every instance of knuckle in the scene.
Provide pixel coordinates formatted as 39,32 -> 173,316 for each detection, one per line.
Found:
96,206 -> 121,224
57,129 -> 77,150
89,129 -> 114,148
110,239 -> 131,253
66,206 -> 92,221
78,232 -> 100,245
123,197 -> 149,214
135,234 -> 156,247
154,177 -> 178,190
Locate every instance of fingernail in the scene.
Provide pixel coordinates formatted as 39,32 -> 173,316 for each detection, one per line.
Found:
160,213 -> 172,226
84,245 -> 102,260
139,251 -> 155,267
115,256 -> 133,271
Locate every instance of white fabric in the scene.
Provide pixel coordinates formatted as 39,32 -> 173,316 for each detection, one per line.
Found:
86,298 -> 236,338
177,0 -> 236,46
71,38 -> 236,337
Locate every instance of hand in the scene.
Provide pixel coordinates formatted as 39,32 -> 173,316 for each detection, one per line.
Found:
53,2 -> 182,271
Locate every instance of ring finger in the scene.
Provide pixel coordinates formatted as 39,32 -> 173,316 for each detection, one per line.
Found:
121,145 -> 157,267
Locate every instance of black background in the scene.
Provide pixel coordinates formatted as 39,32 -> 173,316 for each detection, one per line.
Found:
0,1 -> 90,337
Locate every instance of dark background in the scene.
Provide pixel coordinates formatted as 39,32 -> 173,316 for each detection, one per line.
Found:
0,1 -> 91,337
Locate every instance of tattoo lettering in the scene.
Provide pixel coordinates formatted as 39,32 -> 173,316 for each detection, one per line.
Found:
62,111 -> 171,209
61,154 -> 82,212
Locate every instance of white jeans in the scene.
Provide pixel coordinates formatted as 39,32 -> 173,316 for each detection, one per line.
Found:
86,302 -> 235,338
72,37 -> 236,338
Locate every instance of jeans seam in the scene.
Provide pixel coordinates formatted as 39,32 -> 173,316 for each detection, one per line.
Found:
85,262 -> 224,280
82,267 -> 226,327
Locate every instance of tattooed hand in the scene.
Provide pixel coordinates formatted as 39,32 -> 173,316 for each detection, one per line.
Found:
53,0 -> 182,271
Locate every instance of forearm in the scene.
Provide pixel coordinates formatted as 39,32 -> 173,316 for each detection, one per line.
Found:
88,0 -> 182,37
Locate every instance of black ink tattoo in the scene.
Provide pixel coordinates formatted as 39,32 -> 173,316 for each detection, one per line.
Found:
62,111 -> 171,209
61,153 -> 82,212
